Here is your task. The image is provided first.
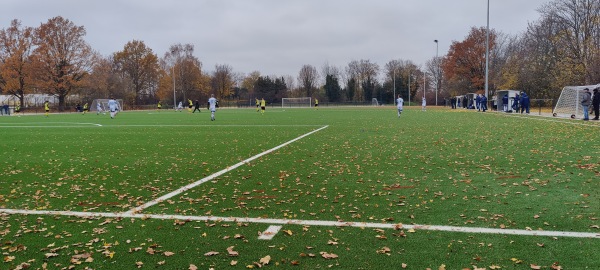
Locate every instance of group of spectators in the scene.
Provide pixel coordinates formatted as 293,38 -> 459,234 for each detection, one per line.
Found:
0,104 -> 10,115
501,92 -> 531,114
581,88 -> 600,121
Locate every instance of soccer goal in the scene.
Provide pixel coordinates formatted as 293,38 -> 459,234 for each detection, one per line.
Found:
282,97 -> 311,108
90,99 -> 124,112
552,85 -> 597,118
371,98 -> 379,106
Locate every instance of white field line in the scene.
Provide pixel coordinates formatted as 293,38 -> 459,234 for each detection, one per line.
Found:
0,122 -> 103,127
124,125 -> 329,214
258,225 -> 282,240
110,124 -> 324,127
0,123 -> 322,128
491,112 -> 600,128
1,208 -> 598,239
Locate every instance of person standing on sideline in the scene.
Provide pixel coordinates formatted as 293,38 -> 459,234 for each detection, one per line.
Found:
208,94 -> 218,121
193,100 -> 201,113
581,88 -> 592,121
44,100 -> 50,117
421,97 -> 426,111
480,95 -> 488,112
592,88 -> 600,120
108,97 -> 119,119
157,100 -> 162,112
396,94 -> 404,118
260,97 -> 266,115
502,94 -> 509,112
314,98 -> 319,110
513,93 -> 520,112
475,94 -> 481,111
520,92 -> 530,114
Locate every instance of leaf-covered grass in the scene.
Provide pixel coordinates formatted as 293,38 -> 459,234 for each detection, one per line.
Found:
1,107 -> 598,269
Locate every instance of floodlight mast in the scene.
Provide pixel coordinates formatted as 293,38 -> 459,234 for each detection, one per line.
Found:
434,39 -> 439,106
485,0 -> 490,100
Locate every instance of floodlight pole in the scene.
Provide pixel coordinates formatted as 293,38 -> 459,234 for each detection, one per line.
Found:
485,0 -> 490,100
409,73 -> 413,106
393,69 -> 396,106
434,39 -> 439,106
172,65 -> 176,110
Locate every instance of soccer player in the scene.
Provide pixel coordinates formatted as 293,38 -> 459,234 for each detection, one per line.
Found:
421,97 -> 426,111
314,98 -> 319,110
83,103 -> 89,114
96,101 -> 104,115
44,101 -> 50,117
157,101 -> 162,112
193,100 -> 201,113
255,98 -> 260,112
260,98 -> 266,115
188,99 -> 193,113
108,97 -> 119,119
177,101 -> 183,112
208,94 -> 218,121
396,94 -> 404,118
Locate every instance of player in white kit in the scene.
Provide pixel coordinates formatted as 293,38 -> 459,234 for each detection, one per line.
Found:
208,94 -> 218,121
396,94 -> 404,118
108,97 -> 119,119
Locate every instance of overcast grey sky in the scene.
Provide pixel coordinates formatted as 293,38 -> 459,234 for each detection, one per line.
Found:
2,0 -> 551,77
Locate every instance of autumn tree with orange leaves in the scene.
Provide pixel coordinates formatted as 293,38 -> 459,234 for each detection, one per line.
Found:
442,27 -> 497,95
113,40 -> 160,105
33,16 -> 95,111
0,19 -> 35,107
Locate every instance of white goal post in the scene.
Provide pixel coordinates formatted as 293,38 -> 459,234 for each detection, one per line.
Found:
552,85 -> 597,118
90,99 -> 124,112
282,97 -> 311,108
371,98 -> 379,106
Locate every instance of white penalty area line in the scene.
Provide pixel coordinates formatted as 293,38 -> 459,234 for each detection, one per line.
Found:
1,208 -> 598,239
124,125 -> 329,214
491,112 -> 600,128
0,122 -> 102,127
110,124 -> 324,128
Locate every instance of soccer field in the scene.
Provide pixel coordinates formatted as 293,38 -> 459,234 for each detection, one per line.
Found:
1,107 -> 599,269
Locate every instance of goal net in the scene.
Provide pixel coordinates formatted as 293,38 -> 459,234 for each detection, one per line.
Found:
282,97 -> 311,108
552,85 -> 597,118
371,98 -> 379,106
90,99 -> 124,112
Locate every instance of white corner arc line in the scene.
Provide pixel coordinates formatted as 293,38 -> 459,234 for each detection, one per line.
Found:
258,225 -> 282,240
1,209 -> 598,239
124,125 -> 329,214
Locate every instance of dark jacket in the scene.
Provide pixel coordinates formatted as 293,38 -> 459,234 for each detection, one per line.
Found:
520,93 -> 530,106
593,91 -> 600,107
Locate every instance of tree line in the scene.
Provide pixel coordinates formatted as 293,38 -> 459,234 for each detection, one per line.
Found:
1,0 -> 600,109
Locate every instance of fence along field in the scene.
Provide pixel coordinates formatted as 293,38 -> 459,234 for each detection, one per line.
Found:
0,107 -> 598,269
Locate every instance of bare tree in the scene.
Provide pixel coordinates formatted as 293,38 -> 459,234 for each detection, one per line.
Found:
212,64 -> 234,99
540,0 -> 600,84
345,60 -> 379,101
297,64 -> 319,97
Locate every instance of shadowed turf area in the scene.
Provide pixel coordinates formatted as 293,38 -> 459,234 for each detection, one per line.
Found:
1,107 -> 598,269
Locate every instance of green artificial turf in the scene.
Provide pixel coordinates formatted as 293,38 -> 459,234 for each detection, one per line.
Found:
0,107 -> 598,269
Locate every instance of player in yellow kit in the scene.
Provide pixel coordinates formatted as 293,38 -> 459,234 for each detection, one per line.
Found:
260,98 -> 266,115
44,101 -> 50,117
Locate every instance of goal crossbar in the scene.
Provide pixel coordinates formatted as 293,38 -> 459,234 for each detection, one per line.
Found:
282,97 -> 312,108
